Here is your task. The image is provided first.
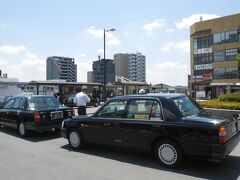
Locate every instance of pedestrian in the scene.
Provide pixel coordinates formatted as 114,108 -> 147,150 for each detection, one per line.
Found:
53,92 -> 61,103
73,86 -> 90,115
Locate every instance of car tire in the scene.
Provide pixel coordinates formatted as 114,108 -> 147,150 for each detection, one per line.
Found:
155,139 -> 184,168
68,129 -> 84,150
18,122 -> 28,137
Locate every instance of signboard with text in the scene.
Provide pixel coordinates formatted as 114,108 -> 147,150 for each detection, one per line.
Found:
193,74 -> 212,82
194,64 -> 212,70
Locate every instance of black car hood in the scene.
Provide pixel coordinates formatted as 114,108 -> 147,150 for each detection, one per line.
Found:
72,114 -> 93,120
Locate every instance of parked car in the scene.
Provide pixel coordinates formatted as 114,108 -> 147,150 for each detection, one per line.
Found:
65,93 -> 99,107
0,95 -> 73,137
61,93 -> 240,168
0,96 -> 13,109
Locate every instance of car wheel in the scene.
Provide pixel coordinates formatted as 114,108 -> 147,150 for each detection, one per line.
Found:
68,129 -> 84,150
18,122 -> 28,137
155,139 -> 184,168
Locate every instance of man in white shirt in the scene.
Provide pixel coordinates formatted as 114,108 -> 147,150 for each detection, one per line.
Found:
73,86 -> 90,115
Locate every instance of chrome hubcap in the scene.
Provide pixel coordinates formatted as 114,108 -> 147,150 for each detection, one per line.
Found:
158,144 -> 177,165
69,132 -> 80,148
19,123 -> 25,136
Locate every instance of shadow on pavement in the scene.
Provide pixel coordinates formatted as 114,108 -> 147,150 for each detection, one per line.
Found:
0,126 -> 61,142
61,144 -> 240,180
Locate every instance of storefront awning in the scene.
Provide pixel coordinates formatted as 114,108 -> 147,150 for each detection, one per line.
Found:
210,83 -> 233,86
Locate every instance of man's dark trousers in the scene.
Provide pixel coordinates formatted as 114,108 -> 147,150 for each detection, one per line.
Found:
78,106 -> 86,115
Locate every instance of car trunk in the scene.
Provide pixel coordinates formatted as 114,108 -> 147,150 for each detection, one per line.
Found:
183,110 -> 240,144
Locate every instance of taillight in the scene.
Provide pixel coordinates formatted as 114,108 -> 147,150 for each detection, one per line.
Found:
219,125 -> 227,144
34,112 -> 41,122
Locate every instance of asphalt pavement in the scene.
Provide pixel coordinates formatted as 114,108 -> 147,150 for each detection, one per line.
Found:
0,107 -> 240,180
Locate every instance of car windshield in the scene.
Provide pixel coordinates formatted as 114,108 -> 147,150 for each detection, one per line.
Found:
172,96 -> 201,117
28,96 -> 60,110
4,96 -> 13,102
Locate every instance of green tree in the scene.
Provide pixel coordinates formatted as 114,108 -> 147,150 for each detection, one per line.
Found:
237,43 -> 240,63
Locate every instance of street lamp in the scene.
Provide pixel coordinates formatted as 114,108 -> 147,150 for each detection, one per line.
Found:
103,28 -> 115,101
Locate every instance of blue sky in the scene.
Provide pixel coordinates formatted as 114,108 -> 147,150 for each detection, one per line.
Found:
0,0 -> 239,85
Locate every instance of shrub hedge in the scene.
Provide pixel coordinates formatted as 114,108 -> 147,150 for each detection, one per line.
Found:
218,93 -> 240,102
199,99 -> 240,110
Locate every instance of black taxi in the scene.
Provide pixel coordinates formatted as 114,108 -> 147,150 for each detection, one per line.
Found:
0,95 -> 73,137
61,93 -> 240,168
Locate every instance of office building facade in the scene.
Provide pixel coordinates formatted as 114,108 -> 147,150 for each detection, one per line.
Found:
92,59 -> 115,84
87,71 -> 93,83
190,13 -> 240,98
114,53 -> 128,79
114,52 -> 146,82
46,56 -> 77,82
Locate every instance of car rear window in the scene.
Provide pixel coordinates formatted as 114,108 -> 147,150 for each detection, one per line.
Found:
172,96 -> 200,117
27,96 -> 60,110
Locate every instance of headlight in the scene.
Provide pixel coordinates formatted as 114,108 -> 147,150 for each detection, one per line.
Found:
61,121 -> 65,128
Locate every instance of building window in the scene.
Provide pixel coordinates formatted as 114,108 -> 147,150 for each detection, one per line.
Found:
225,67 -> 238,79
214,67 -> 238,79
213,33 -> 221,44
194,36 -> 212,49
213,50 -> 225,62
225,48 -> 238,60
194,53 -> 213,65
213,30 -> 238,44
214,68 -> 225,79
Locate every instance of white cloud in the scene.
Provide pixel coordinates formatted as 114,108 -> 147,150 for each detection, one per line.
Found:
146,61 -> 189,86
142,19 -> 166,32
166,28 -> 175,33
0,45 -> 27,55
85,26 -> 103,38
0,45 -> 45,81
161,40 -> 190,53
97,49 -> 109,57
0,58 -> 8,66
175,14 -> 220,29
78,53 -> 87,58
85,26 -> 120,46
97,49 -> 104,55
75,60 -> 92,82
106,33 -> 120,46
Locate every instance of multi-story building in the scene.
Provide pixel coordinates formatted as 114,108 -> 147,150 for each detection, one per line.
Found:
46,56 -> 77,82
87,71 -> 93,83
190,13 -> 240,98
114,53 -> 128,79
114,52 -> 146,82
92,59 -> 115,84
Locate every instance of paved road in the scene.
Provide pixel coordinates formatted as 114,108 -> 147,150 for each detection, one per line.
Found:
0,107 -> 240,180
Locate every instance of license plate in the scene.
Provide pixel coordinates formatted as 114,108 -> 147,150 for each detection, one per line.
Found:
51,111 -> 63,120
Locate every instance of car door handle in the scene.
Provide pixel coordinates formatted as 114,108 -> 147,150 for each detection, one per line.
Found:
104,122 -> 111,126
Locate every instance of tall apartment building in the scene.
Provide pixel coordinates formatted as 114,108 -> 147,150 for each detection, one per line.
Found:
87,71 -> 93,83
114,53 -> 128,79
46,56 -> 77,82
190,13 -> 240,98
114,52 -> 146,82
92,59 -> 115,84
